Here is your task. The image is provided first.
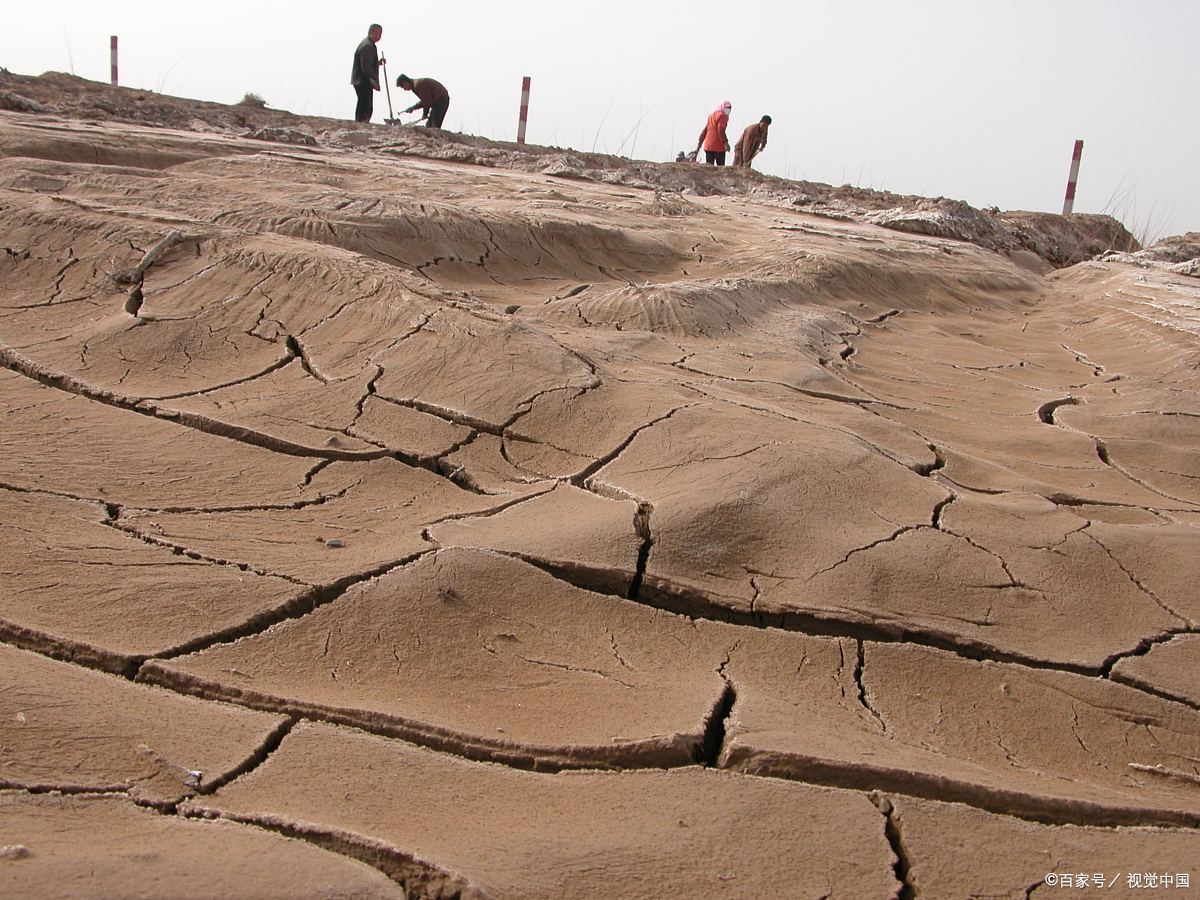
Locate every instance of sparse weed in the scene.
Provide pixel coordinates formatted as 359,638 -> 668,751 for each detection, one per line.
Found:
1100,177 -> 1175,249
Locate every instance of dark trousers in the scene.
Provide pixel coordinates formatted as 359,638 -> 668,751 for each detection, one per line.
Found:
354,83 -> 374,123
704,150 -> 726,166
427,96 -> 450,128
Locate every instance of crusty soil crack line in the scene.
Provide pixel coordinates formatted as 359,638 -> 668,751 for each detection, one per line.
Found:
870,795 -> 915,899
1094,438 -> 1198,507
697,679 -> 737,767
150,350 -> 296,401
734,753 -> 1200,830
861,309 -> 902,326
607,631 -> 635,670
1036,395 -> 1079,425
0,615 -> 148,679
1108,644 -> 1200,710
491,549 -> 1177,693
197,717 -> 296,795
572,403 -> 694,486
933,495 -> 1046,596
115,479 -> 359,514
804,524 -> 922,582
1032,390 -> 1200,508
0,782 -> 131,798
0,479 -> 114,507
628,501 -> 655,601
854,640 -> 889,734
421,485 -> 555,532
105,516 -> 310,584
1061,342 -> 1106,377
511,653 -> 636,688
0,553 -> 439,682
363,310 -> 436,364
1100,627 -> 1196,683
673,358 -> 893,409
582,562 -> 1113,676
685,382 -> 941,477
470,551 -> 636,602
139,660 -> 708,773
0,341 -> 391,461
178,809 -> 481,898
285,334 -> 328,383
376,394 -> 507,436
1084,529 -> 1192,625
143,549 -> 438,666
301,459 -> 332,488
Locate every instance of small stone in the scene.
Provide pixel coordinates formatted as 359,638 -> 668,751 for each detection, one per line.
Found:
326,539 -> 345,549
0,845 -> 31,860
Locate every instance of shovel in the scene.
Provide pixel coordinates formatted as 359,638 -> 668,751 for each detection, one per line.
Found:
380,57 -> 397,124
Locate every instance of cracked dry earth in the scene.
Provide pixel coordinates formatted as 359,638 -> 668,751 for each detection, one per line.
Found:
1,107 -> 1199,900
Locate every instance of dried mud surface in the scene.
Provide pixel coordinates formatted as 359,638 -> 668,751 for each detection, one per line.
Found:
2,74 -> 1199,898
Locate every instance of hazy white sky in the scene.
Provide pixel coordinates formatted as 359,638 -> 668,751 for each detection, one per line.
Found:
3,1 -> 1196,239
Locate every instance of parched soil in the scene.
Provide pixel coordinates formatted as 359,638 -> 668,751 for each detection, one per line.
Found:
1,72 -> 1199,898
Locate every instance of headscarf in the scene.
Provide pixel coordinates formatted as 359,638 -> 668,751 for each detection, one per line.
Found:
714,101 -> 732,115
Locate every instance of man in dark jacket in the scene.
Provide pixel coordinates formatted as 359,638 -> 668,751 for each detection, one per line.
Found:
351,24 -> 383,123
396,75 -> 450,129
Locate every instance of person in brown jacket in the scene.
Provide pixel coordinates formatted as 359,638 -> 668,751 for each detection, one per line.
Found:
396,75 -> 450,128
733,115 -> 772,168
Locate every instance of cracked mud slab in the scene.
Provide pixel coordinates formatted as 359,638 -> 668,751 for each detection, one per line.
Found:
0,793 -> 403,898
795,491 -> 1189,668
691,379 -> 940,474
589,401 -> 949,612
0,490 -> 305,671
143,549 -> 731,768
505,380 -> 696,478
892,795 -> 1200,898
183,720 -> 900,899
1059,403 -> 1200,507
120,459 -> 508,584
0,644 -> 285,804
1113,634 -> 1200,707
0,368 -> 326,508
438,432 -> 548,494
371,307 -> 597,430
350,394 -> 472,458
168,361 -> 383,455
722,640 -> 1200,826
426,483 -> 641,591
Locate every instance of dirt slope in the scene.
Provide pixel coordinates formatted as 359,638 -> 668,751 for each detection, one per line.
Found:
1,73 -> 1198,898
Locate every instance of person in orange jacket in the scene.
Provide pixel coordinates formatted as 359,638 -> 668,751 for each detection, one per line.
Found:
693,100 -> 732,165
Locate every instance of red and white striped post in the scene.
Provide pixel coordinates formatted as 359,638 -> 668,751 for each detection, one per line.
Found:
110,36 -> 118,86
1062,139 -> 1084,215
516,76 -> 531,145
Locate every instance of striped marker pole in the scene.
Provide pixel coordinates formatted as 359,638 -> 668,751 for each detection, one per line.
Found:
110,36 -> 118,86
516,76 -> 531,145
1062,139 -> 1083,215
